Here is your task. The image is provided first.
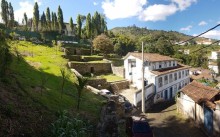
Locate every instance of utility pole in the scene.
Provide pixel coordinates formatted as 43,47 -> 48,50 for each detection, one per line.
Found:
142,41 -> 145,113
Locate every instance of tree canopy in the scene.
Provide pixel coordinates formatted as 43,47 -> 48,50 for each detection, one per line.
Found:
93,34 -> 113,55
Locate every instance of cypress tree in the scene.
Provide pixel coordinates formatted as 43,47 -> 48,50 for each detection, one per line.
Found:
76,14 -> 82,39
57,5 -> 64,32
86,13 -> 92,38
69,17 -> 74,35
46,7 -> 51,31
8,2 -> 14,28
33,2 -> 39,31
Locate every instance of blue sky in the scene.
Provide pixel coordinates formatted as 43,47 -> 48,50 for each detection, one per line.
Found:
5,0 -> 220,39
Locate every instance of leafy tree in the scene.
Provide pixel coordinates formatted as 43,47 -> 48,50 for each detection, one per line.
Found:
112,34 -> 137,56
1,0 -> 9,27
40,12 -> 46,31
76,14 -> 82,39
8,2 -> 14,28
0,30 -> 12,76
33,2 -> 39,31
74,75 -> 88,110
86,13 -> 92,38
46,7 -> 51,30
69,17 -> 74,35
23,12 -> 28,28
155,36 -> 174,56
57,5 -> 64,32
93,34 -> 113,55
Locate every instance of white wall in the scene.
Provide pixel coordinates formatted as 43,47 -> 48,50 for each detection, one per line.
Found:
133,84 -> 154,106
210,51 -> 220,60
155,69 -> 190,93
208,65 -> 219,74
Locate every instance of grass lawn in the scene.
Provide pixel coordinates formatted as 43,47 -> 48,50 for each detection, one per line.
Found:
99,74 -> 124,82
9,40 -> 105,119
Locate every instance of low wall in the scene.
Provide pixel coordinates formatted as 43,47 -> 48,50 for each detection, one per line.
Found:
87,78 -> 109,89
68,62 -> 112,75
110,80 -> 129,94
65,55 -> 82,61
64,47 -> 91,56
112,66 -> 125,78
82,56 -> 103,62
134,83 -> 155,107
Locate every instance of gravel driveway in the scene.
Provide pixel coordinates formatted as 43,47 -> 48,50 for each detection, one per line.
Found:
145,101 -> 207,137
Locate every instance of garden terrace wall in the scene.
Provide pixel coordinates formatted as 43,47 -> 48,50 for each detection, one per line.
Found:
87,78 -> 110,89
65,55 -> 82,61
112,66 -> 125,78
64,47 -> 91,56
68,62 -> 112,75
82,56 -> 103,62
110,80 -> 129,94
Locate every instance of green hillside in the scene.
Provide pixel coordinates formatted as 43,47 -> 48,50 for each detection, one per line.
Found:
0,40 -> 105,136
111,26 -> 213,42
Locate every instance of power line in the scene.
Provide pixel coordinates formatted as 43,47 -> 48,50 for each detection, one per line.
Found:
178,24 -> 220,45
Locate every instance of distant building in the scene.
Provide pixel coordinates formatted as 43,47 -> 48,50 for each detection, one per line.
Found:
189,67 -> 215,80
208,51 -> 220,74
124,52 -> 191,102
196,39 -> 212,45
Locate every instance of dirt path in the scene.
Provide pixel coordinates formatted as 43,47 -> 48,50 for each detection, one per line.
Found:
145,101 -> 207,137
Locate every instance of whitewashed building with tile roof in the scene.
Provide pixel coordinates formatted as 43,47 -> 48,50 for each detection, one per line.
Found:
124,52 -> 191,102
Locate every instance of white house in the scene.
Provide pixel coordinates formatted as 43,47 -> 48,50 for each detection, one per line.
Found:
208,51 -> 220,74
124,52 -> 191,102
177,81 -> 220,136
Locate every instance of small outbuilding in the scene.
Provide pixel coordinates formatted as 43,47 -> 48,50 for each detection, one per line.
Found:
177,81 -> 220,136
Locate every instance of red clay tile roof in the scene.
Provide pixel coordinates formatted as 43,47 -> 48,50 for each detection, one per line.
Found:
124,52 -> 175,62
150,63 -> 191,76
181,81 -> 219,103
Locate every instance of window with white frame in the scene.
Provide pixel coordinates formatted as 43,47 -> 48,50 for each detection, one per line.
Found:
174,73 -> 177,80
159,62 -> 162,68
164,62 -> 167,67
158,77 -> 163,87
185,70 -> 189,76
174,85 -> 177,92
164,75 -> 168,85
128,59 -> 136,67
182,70 -> 185,76
169,61 -> 172,67
169,74 -> 173,83
179,71 -> 181,79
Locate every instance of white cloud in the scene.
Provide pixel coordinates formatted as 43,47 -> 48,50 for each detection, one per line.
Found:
102,0 -> 147,20
198,21 -> 207,26
202,30 -> 220,40
171,0 -> 197,11
217,21 -> 220,24
180,25 -> 192,31
139,4 -> 178,21
93,2 -> 98,6
14,1 -> 34,23
101,0 -> 196,21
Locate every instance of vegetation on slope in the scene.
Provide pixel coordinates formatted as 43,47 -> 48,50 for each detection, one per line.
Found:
0,40 -> 105,136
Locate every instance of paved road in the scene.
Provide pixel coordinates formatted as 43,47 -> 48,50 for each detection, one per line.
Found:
145,101 -> 207,137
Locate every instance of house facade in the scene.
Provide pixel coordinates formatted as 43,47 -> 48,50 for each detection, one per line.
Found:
124,52 -> 191,102
208,51 -> 220,74
177,81 -> 220,136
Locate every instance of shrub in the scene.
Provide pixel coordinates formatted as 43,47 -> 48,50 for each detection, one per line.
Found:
51,110 -> 93,137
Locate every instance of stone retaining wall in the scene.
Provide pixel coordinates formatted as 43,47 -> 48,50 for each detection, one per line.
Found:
64,47 -> 91,56
110,80 -> 129,94
68,62 -> 112,75
112,66 -> 125,78
87,78 -> 110,89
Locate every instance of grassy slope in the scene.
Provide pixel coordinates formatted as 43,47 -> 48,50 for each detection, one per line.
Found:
0,40 -> 105,136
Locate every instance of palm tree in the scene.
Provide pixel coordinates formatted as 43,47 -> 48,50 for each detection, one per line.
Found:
74,75 -> 88,110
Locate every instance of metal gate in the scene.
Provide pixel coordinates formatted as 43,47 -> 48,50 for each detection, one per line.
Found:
204,106 -> 213,135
